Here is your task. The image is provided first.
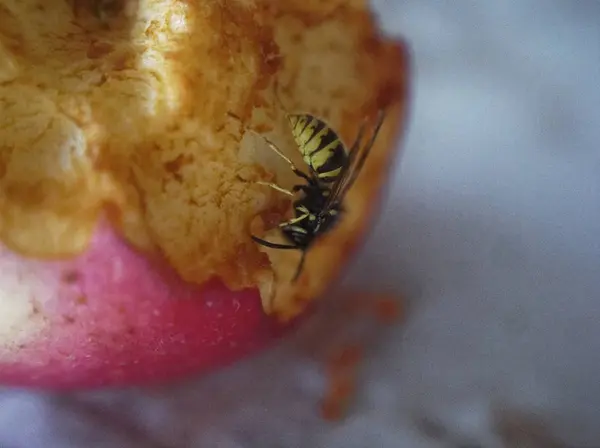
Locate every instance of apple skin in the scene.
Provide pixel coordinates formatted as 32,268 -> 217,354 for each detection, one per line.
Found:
0,220 -> 290,390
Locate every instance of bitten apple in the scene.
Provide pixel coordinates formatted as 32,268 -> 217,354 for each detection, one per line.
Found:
0,0 -> 410,389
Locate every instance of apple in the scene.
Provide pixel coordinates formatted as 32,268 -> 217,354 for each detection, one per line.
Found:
0,0 -> 410,389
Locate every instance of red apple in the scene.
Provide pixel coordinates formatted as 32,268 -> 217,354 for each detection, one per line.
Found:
0,0 -> 410,389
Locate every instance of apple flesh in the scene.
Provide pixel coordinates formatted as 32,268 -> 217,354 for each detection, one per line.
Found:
0,220 -> 288,389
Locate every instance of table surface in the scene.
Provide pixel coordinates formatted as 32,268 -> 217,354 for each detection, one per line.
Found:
1,1 -> 599,447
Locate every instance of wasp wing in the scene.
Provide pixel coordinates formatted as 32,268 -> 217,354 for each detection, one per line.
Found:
323,110 -> 386,211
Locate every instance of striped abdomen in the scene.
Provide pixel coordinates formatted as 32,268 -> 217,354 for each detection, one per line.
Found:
287,114 -> 347,183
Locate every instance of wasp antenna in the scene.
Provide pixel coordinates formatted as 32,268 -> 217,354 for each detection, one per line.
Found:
251,235 -> 299,250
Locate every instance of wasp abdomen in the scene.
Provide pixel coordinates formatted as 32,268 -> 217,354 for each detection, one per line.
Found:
288,114 -> 347,183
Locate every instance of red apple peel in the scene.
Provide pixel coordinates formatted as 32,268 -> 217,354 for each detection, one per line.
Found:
0,219 -> 286,389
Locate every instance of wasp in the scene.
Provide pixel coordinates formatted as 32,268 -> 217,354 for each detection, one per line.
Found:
229,106 -> 386,282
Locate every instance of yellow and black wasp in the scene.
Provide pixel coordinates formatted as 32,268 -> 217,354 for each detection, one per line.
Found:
230,106 -> 386,282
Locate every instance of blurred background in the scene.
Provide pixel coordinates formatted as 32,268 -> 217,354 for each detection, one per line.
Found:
1,1 -> 599,446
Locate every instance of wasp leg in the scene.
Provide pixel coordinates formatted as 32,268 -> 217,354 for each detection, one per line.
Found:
226,111 -> 311,183
251,235 -> 299,250
236,176 -> 295,197
246,132 -> 311,182
292,251 -> 307,282
255,181 -> 294,197
259,135 -> 313,183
